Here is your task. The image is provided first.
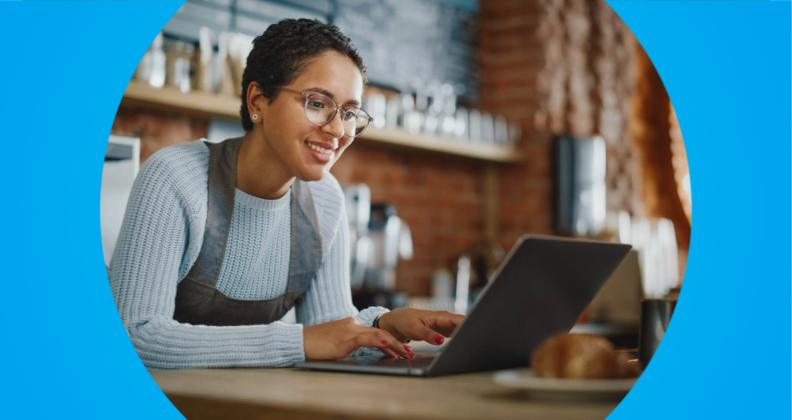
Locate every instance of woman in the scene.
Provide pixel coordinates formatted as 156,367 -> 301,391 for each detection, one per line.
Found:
110,18 -> 464,369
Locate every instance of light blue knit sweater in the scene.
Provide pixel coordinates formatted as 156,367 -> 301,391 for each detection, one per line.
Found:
109,140 -> 387,369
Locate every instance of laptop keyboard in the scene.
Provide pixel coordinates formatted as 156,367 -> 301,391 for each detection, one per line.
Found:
340,354 -> 435,368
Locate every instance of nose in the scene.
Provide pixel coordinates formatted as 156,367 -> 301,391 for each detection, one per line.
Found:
321,110 -> 347,139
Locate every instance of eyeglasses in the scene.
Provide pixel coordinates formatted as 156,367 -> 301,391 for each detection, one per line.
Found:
279,87 -> 373,138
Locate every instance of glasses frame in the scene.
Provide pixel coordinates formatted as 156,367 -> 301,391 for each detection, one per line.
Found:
279,87 -> 373,138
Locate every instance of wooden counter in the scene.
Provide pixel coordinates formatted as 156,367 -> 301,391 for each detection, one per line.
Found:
151,367 -> 620,419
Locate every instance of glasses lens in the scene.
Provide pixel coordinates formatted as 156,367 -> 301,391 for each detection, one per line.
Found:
339,108 -> 362,137
353,109 -> 371,136
303,92 -> 371,138
304,93 -> 335,126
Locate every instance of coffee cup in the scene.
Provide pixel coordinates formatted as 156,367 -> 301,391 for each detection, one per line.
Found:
639,298 -> 677,368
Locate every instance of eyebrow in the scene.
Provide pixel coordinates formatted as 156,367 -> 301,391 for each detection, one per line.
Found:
304,87 -> 361,107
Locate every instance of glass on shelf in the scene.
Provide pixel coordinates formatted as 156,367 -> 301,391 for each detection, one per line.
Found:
363,91 -> 387,129
134,34 -> 166,88
494,116 -> 509,146
468,109 -> 481,144
480,112 -> 494,146
165,38 -> 194,93
454,107 -> 469,141
385,96 -> 400,129
399,92 -> 423,135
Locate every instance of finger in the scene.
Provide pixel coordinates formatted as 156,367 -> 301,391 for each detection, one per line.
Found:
377,335 -> 413,359
381,348 -> 399,359
411,323 -> 447,346
428,312 -> 465,336
357,328 -> 412,359
403,344 -> 415,359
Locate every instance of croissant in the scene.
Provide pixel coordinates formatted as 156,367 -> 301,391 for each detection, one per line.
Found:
531,333 -> 641,379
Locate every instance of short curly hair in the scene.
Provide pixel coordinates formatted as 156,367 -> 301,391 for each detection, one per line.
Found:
240,18 -> 367,131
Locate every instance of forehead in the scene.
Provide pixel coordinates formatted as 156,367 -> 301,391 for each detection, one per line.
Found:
290,51 -> 364,104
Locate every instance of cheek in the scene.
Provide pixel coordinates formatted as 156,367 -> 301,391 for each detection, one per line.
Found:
275,121 -> 314,149
269,106 -> 312,140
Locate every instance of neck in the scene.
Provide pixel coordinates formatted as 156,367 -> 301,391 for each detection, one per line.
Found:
236,131 -> 294,199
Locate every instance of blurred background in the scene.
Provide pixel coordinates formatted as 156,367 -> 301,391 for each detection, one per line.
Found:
106,0 -> 691,346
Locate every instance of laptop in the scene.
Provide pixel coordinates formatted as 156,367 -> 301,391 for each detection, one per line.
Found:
296,235 -> 631,377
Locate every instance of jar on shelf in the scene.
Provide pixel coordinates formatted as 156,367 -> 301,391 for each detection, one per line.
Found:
165,39 -> 195,93
134,34 -> 166,88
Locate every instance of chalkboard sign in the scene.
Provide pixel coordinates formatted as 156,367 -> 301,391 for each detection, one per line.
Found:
333,0 -> 477,97
163,0 -> 478,98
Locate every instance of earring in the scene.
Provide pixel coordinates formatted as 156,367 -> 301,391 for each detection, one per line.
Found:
251,114 -> 259,121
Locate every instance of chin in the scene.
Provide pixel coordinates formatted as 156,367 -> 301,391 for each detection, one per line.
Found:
296,153 -> 341,182
296,166 -> 327,182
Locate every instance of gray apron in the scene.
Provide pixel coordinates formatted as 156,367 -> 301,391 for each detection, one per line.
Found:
173,137 -> 323,326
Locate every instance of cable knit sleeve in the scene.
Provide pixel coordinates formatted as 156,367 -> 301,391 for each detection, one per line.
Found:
296,174 -> 388,327
110,145 -> 305,369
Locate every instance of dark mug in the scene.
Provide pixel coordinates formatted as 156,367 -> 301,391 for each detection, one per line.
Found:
639,298 -> 677,368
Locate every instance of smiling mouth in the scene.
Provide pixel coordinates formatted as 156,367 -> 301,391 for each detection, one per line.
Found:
305,141 -> 335,156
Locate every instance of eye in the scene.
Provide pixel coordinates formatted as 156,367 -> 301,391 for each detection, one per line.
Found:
340,109 -> 358,121
307,99 -> 326,110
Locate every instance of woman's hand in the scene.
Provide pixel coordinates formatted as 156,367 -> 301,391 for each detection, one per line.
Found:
303,317 -> 414,361
377,309 -> 465,345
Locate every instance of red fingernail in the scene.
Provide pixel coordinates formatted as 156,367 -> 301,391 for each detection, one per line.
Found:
434,336 -> 444,345
381,340 -> 389,346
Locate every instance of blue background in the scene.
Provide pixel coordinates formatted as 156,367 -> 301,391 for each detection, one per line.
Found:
0,1 -> 788,418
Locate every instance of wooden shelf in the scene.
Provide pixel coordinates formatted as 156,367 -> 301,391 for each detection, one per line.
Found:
122,81 -> 523,163
359,127 -> 522,163
123,81 -> 241,119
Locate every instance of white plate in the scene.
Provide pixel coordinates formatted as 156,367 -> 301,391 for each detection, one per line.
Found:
493,369 -> 636,400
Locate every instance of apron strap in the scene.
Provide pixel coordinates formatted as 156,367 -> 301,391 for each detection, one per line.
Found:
288,180 -> 323,283
176,136 -> 324,326
186,138 -> 243,287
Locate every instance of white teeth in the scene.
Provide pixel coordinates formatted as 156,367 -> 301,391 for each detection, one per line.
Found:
307,142 -> 333,155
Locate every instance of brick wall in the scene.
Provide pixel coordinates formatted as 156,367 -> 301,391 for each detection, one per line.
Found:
332,146 -> 486,295
479,0 -> 640,252
112,0 -> 683,295
631,44 -> 691,279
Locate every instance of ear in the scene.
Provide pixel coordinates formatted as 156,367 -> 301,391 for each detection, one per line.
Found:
246,82 -> 268,120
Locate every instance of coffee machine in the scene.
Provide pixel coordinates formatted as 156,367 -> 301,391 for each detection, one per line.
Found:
356,203 -> 412,309
343,184 -> 373,290
343,186 -> 413,310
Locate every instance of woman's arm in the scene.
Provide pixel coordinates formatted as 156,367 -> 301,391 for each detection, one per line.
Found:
110,148 -> 305,369
295,201 -> 388,327
295,209 -> 408,359
294,179 -> 464,359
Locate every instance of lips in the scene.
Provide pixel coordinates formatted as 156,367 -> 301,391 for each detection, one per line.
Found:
305,140 -> 337,164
